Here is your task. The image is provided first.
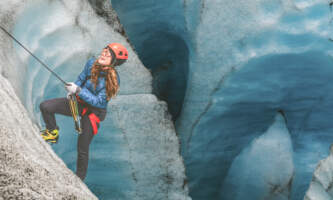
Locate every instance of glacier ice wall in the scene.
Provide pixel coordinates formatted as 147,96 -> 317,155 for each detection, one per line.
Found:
0,66 -> 97,199
112,0 -> 190,121
180,1 -> 333,199
0,0 -> 190,199
186,51 -> 333,200
111,0 -> 333,199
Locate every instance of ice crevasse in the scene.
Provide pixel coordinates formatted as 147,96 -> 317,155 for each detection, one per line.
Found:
1,0 -> 333,200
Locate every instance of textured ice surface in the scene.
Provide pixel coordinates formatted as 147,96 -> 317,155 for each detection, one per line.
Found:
111,0 -> 333,199
179,1 -> 333,199
0,72 -> 97,199
0,0 -> 190,199
220,113 -> 294,200
184,51 -> 333,200
305,145 -> 333,200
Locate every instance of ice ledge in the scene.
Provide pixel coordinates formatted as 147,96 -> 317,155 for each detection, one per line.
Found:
0,73 -> 97,199
304,144 -> 333,200
107,93 -> 192,200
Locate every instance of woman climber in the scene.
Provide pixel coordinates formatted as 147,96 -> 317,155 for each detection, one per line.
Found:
39,43 -> 128,180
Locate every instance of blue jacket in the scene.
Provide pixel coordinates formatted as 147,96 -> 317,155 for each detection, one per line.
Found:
75,58 -> 120,109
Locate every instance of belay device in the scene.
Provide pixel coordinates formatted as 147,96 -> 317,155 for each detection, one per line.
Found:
68,94 -> 82,134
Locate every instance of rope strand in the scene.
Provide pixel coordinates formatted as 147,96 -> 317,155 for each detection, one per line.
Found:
0,25 -> 69,85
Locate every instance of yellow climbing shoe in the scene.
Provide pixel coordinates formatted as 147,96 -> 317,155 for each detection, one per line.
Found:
41,129 -> 59,143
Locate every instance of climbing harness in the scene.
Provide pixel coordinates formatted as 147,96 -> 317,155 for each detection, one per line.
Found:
76,95 -> 102,135
68,94 -> 82,134
81,107 -> 101,135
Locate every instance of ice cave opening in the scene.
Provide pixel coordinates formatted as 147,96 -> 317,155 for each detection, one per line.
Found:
111,0 -> 190,121
186,51 -> 333,200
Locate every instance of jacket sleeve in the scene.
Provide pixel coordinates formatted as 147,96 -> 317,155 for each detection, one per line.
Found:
77,87 -> 108,108
74,58 -> 94,87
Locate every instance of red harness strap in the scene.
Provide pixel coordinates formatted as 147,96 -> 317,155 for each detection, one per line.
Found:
82,107 -> 101,135
82,107 -> 88,115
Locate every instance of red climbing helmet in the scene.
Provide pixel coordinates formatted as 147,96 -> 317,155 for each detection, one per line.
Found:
107,43 -> 128,66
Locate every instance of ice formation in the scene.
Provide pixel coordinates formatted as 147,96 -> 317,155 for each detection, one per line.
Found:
0,0 -> 190,199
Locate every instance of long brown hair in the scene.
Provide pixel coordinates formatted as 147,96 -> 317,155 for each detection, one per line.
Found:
91,61 -> 119,101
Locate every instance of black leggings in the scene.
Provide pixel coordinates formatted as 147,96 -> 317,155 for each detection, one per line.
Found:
39,97 -> 106,180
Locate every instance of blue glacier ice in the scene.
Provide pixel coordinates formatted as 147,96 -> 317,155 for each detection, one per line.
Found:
2,0 -> 333,199
0,0 -> 190,199
221,113 -> 294,200
111,0 -> 190,121
111,0 -> 333,200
